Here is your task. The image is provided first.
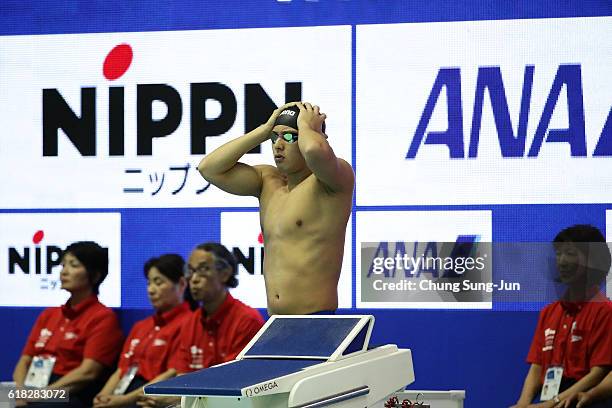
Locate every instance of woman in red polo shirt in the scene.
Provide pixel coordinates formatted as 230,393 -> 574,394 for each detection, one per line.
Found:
512,225 -> 612,408
13,241 -> 124,408
92,254 -> 194,408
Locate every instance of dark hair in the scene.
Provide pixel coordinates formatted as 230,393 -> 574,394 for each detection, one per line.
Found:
144,254 -> 197,310
195,243 -> 238,288
553,224 -> 611,286
64,241 -> 108,295
144,254 -> 184,282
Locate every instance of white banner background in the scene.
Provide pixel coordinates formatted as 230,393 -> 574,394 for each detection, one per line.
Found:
0,26 -> 351,209
356,210 -> 492,308
0,213 -> 121,307
356,17 -> 612,205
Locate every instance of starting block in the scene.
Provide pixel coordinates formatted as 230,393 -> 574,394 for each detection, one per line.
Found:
144,315 -> 414,407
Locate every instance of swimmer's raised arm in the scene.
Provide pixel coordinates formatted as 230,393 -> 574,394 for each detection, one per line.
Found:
296,102 -> 354,192
197,103 -> 296,197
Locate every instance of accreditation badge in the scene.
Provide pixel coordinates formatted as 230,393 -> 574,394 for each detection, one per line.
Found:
24,355 -> 56,388
540,366 -> 563,401
113,365 -> 139,395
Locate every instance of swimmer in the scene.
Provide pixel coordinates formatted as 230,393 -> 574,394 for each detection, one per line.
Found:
198,102 -> 354,315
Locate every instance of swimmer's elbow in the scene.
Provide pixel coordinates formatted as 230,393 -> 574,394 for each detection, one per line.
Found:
197,157 -> 214,180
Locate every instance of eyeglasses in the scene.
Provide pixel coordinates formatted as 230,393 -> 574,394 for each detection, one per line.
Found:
185,263 -> 214,278
270,132 -> 298,144
184,260 -> 229,278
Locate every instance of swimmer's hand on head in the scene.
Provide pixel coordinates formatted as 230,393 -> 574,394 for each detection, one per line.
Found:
293,102 -> 353,193
196,102 -> 298,197
296,102 -> 327,136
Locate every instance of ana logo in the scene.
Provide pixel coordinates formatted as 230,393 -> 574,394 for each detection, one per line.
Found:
407,65 -> 612,159
8,230 -> 63,275
42,43 -> 303,157
280,109 -> 296,116
367,235 -> 483,278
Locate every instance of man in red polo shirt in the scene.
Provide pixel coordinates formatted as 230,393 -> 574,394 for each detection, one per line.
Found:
512,225 -> 612,408
137,243 -> 264,407
173,242 -> 264,370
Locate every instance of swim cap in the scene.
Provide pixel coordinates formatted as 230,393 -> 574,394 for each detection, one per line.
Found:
274,106 -> 300,130
273,105 -> 326,134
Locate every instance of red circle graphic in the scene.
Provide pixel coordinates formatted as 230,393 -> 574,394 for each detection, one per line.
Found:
33,230 -> 44,244
103,43 -> 133,81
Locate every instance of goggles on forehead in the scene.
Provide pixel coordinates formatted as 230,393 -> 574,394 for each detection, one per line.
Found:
270,131 -> 299,144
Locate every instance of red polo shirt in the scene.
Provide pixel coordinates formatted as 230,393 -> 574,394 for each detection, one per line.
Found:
118,302 -> 191,381
22,296 -> 124,375
527,292 -> 612,383
171,292 -> 264,373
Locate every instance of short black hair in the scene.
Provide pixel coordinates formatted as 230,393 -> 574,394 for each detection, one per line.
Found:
553,224 -> 611,286
144,254 -> 184,282
64,241 -> 108,295
144,254 -> 197,310
195,243 -> 238,288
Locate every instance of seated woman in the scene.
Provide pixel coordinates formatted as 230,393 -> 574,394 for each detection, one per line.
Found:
12,241 -> 124,407
93,254 -> 194,408
512,225 -> 612,408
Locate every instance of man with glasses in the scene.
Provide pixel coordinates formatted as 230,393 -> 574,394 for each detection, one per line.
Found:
197,102 -> 354,315
175,243 -> 263,371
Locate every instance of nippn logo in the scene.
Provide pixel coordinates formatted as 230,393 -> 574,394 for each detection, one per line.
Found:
221,212 -> 265,276
0,213 -> 121,307
42,43 -> 302,158
232,232 -> 265,276
8,230 -> 63,275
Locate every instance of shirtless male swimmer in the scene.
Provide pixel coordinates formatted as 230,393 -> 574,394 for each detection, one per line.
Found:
197,102 -> 354,315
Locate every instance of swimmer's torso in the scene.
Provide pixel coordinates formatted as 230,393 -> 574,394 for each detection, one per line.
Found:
259,168 -> 352,315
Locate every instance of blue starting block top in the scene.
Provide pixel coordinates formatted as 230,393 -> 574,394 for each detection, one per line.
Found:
145,359 -> 321,396
145,316 -> 375,398
245,317 -> 362,358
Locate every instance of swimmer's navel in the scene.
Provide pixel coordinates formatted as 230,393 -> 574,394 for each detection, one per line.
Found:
296,219 -> 303,227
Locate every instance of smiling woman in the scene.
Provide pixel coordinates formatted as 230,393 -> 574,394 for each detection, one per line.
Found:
512,225 -> 612,407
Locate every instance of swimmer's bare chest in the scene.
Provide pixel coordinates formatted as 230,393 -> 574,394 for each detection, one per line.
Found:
257,172 -> 350,314
259,175 -> 325,241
